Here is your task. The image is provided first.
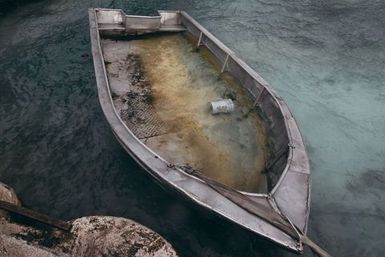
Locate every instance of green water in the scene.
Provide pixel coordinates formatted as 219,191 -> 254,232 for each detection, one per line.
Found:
0,0 -> 384,256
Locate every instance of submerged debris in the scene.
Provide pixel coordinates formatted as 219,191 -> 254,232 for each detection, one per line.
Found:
210,99 -> 234,114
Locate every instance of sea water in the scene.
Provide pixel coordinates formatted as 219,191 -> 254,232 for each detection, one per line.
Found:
0,0 -> 384,256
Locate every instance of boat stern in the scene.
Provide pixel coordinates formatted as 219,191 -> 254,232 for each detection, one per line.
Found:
90,8 -> 185,36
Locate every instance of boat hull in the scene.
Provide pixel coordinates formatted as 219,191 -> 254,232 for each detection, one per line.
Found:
89,8 -> 311,253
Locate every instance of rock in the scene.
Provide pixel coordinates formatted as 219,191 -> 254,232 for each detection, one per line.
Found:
0,215 -> 178,257
68,216 -> 177,257
0,182 -> 177,257
0,234 -> 68,257
0,182 -> 21,218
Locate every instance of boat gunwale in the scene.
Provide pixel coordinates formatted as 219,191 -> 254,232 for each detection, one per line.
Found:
179,11 -> 303,195
89,8 -> 310,252
178,11 -> 310,233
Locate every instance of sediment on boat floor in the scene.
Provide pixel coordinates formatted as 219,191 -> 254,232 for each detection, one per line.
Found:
101,32 -> 269,193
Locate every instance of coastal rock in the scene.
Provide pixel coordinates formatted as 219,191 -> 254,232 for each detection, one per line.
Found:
0,182 -> 21,218
0,182 -> 177,256
69,216 -> 177,257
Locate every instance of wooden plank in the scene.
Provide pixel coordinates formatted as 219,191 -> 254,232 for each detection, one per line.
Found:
0,200 -> 71,231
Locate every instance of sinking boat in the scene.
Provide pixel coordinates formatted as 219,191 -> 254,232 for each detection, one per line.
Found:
89,8 -> 317,254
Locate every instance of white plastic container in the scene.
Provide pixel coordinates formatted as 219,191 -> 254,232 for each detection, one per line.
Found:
210,99 -> 234,114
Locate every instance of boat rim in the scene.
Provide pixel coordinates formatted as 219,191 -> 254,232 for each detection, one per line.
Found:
89,8 -> 311,252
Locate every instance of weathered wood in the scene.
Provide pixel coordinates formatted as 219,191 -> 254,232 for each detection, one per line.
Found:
0,200 -> 71,231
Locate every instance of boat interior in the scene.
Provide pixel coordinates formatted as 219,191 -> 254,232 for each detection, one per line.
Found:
90,9 -> 312,251
101,32 -> 269,193
94,9 -> 296,194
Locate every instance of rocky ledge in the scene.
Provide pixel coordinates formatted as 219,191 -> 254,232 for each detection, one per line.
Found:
0,182 -> 177,257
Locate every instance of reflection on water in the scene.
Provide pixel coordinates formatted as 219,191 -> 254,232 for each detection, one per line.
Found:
0,0 -> 384,256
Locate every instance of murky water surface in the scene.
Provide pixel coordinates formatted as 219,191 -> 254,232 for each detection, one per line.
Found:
0,1 -> 384,256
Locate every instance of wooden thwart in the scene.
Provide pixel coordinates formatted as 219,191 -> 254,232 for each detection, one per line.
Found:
0,200 -> 71,231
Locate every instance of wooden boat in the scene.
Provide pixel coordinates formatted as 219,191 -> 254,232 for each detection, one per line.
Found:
89,8 -> 322,255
